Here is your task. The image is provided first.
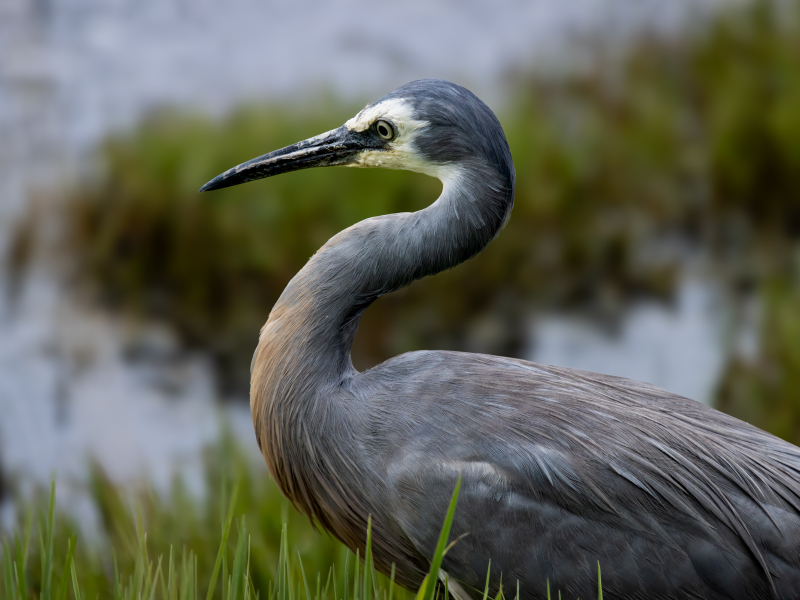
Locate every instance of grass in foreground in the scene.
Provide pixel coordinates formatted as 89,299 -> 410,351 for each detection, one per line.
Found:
1,443 -> 604,600
3,481 -> 404,600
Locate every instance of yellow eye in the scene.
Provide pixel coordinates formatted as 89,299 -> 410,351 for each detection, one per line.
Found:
375,119 -> 395,140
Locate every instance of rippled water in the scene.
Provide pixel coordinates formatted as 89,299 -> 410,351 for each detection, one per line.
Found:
0,0 -> 733,512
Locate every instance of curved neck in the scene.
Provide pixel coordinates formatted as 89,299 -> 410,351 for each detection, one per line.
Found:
251,159 -> 514,425
249,157 -> 513,518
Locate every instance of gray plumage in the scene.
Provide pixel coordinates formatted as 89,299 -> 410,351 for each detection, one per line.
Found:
200,80 -> 800,600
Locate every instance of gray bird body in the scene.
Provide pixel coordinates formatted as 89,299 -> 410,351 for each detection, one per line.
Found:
200,80 -> 800,599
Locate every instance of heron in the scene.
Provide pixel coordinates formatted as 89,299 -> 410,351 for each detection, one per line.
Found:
200,80 -> 800,600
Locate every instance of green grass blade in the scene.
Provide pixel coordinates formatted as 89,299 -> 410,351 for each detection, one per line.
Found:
388,564 -> 396,600
143,546 -> 155,600
113,553 -> 121,599
597,562 -> 603,600
493,574 -> 503,600
3,541 -> 16,600
169,546 -> 176,600
223,540 -> 229,600
323,566 -> 333,600
42,481 -> 56,600
278,524 -> 288,600
277,526 -> 285,600
54,537 -> 76,600
230,516 -> 248,600
193,554 -> 200,600
297,553 -> 312,600
206,484 -> 239,600
342,550 -> 350,600
148,557 -> 163,600
15,510 -> 33,600
365,520 -> 373,600
482,562 -> 491,600
180,548 -> 189,600
418,477 -> 461,600
415,575 -> 430,600
285,523 -> 294,600
158,549 -> 170,600
246,535 -> 254,600
353,550 -> 360,600
221,477 -> 228,531
70,555 -> 82,600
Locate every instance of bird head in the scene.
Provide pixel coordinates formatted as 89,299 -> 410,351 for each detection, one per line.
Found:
199,79 -> 512,192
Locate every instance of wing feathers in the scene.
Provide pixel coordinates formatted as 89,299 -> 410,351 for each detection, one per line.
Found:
355,351 -> 800,597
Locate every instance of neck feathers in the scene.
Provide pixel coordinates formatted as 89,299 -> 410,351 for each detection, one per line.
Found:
250,157 -> 514,469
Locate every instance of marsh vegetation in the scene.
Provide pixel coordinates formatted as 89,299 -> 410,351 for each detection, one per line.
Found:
4,0 -> 800,596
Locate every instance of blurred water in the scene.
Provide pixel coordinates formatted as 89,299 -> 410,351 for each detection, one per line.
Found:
529,278 -> 759,404
0,0 -> 733,508
0,264 -> 258,529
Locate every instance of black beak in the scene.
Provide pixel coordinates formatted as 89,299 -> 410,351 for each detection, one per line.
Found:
199,125 -> 371,192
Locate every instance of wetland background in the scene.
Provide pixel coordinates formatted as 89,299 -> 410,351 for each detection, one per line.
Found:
2,0 -> 800,597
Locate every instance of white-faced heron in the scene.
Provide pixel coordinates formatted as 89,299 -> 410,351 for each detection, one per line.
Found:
200,80 -> 800,599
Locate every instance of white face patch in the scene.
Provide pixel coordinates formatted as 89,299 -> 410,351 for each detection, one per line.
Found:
345,97 -> 425,133
343,98 -> 458,182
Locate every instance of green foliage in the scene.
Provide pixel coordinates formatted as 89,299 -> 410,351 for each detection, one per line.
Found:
60,0 -> 800,394
717,276 -> 800,445
694,0 -> 800,232
4,454 -> 597,600
0,435 -> 391,600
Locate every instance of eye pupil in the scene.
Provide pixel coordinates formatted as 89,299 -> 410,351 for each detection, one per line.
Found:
378,125 -> 388,136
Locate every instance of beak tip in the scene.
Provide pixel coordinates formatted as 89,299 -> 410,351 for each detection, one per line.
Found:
199,177 -> 222,192
199,168 -> 245,192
